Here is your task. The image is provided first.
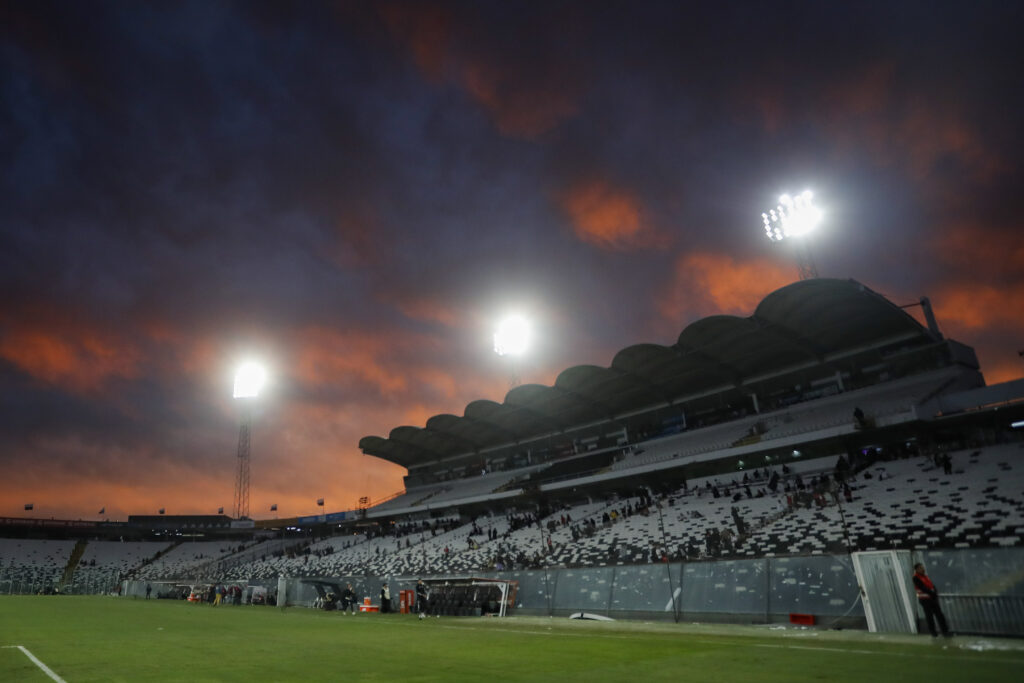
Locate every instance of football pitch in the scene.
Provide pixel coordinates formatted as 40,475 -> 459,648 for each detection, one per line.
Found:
1,596 -> 1022,682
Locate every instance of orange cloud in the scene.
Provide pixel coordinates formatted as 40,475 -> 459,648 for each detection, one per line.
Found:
930,222 -> 1024,278
378,2 -> 452,82
752,91 -> 785,134
330,201 -> 390,266
460,59 -> 579,139
923,223 -> 1024,334
0,325 -> 142,394
882,274 -> 1024,386
823,62 -> 893,118
930,282 -> 1024,332
0,301 -> 234,402
380,2 -> 580,139
386,294 -> 459,327
292,327 -> 412,396
657,251 -> 793,325
0,464 -> 389,522
978,355 -> 1024,385
0,436 -> 224,520
559,178 -> 666,250
289,323 -> 492,408
895,103 -> 1003,184
0,401 -> 411,521
744,64 -> 1004,184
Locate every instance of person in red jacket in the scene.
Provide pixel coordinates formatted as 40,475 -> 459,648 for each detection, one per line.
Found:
912,563 -> 950,637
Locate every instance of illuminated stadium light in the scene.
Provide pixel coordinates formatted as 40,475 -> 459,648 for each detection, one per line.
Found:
761,189 -> 821,280
762,190 -> 822,242
233,361 -> 266,399
493,315 -> 532,357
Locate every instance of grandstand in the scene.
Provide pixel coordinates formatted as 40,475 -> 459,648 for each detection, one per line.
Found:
0,539 -> 76,594
4,279 -> 1023,635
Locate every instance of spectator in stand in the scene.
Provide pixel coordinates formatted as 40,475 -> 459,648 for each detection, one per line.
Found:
834,455 -> 849,482
912,563 -> 951,637
853,406 -> 867,429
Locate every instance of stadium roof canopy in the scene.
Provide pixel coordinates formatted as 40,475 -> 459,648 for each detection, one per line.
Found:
359,279 -> 937,469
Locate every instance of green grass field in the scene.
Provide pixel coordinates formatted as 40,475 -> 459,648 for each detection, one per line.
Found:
1,596 -> 1022,682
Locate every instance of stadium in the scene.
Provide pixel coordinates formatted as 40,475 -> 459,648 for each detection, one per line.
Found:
3,279 -> 1023,680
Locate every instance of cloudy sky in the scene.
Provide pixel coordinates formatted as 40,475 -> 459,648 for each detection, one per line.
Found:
2,1 -> 1022,521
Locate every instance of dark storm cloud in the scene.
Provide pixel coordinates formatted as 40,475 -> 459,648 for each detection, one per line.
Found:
2,0 -> 1022,518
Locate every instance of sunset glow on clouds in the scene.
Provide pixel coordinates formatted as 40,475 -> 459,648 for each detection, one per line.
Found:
460,60 -> 581,140
381,1 -> 581,139
2,1 -> 1022,520
657,252 -> 794,325
559,179 -> 667,251
0,327 -> 140,395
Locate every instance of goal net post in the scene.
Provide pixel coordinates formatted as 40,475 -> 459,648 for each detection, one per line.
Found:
120,579 -> 191,599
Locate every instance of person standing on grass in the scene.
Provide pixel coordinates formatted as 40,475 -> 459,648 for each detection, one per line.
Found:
912,563 -> 951,637
416,579 -> 429,617
341,583 -> 356,614
380,583 -> 391,613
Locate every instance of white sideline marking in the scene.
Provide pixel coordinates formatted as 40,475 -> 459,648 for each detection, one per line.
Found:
752,643 -> 1021,665
417,625 -> 1022,665
2,645 -> 68,683
755,643 -> 881,655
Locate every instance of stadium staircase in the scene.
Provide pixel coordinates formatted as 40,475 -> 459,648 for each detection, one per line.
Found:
917,374 -> 962,407
731,433 -> 762,447
59,540 -> 88,589
126,540 -> 183,579
194,537 -> 301,579
411,487 -> 450,506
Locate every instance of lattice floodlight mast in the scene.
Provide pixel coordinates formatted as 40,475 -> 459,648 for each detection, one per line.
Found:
233,412 -> 252,519
762,190 -> 822,280
232,361 -> 265,520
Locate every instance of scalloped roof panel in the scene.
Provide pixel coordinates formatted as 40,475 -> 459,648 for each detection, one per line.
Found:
360,279 -> 934,469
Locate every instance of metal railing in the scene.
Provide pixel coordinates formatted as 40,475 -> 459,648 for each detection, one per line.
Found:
940,594 -> 1024,637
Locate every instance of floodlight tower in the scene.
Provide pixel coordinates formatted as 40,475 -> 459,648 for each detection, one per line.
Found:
762,190 -> 822,280
494,314 -> 532,388
232,361 -> 266,520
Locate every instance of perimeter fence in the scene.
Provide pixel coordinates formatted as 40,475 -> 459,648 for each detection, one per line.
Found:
118,547 -> 1024,636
